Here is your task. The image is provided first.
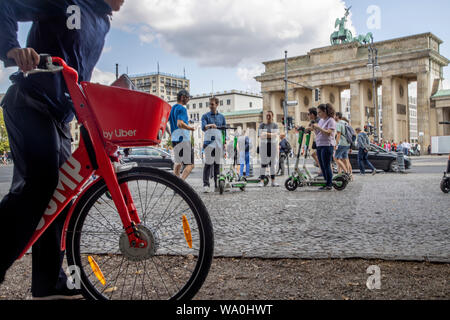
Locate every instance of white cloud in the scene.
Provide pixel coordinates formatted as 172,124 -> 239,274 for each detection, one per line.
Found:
102,46 -> 112,54
90,68 -> 116,85
112,0 -> 354,69
237,65 -> 264,93
443,79 -> 450,90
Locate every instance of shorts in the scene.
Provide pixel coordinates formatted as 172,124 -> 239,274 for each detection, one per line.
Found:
312,141 -> 317,150
172,141 -> 194,165
335,145 -> 350,159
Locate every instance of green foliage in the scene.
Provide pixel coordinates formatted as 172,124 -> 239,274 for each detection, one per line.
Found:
0,108 -> 10,153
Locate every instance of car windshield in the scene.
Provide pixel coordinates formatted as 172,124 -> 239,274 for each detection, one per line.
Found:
370,144 -> 387,153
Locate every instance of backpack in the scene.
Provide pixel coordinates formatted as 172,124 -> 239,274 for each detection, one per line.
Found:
343,122 -> 357,147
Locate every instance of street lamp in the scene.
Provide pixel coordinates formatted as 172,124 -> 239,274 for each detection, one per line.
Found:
368,38 -> 380,143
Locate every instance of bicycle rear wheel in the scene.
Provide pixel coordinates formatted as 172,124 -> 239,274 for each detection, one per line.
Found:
66,167 -> 214,300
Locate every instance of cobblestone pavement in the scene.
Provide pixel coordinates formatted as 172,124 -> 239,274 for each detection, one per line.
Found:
186,169 -> 449,263
0,161 -> 448,263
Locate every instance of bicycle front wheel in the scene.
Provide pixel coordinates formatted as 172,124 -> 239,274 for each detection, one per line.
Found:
66,167 -> 214,300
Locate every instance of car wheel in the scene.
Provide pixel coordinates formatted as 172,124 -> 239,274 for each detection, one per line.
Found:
389,160 -> 398,172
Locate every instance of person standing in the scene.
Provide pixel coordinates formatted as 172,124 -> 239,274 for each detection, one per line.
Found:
169,89 -> 195,181
311,104 -> 337,191
278,133 -> 291,176
201,97 -> 226,193
258,111 -> 279,187
355,127 -> 376,176
238,129 -> 252,178
306,108 -> 322,176
334,112 -> 352,179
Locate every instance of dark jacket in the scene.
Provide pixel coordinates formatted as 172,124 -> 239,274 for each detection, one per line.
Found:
0,0 -> 112,123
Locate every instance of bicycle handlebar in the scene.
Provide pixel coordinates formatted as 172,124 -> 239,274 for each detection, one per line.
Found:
4,54 -> 63,76
439,122 -> 450,125
216,125 -> 238,131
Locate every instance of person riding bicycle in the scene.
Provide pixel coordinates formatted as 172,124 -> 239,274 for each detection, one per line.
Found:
0,0 -> 125,299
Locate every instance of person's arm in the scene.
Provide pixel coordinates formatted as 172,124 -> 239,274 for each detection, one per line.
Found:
201,114 -> 208,132
335,131 -> 341,147
177,107 -> 194,131
313,121 -> 335,136
0,0 -> 68,70
177,119 -> 194,131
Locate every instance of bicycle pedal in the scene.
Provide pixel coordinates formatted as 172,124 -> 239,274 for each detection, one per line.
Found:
114,162 -> 138,173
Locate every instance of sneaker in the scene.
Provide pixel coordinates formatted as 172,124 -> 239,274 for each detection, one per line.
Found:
372,170 -> 377,176
32,288 -> 84,300
203,186 -> 210,193
271,182 -> 280,187
257,182 -> 265,188
318,186 -> 332,191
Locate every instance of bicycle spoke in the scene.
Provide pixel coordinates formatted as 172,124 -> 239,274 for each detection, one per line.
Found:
69,171 -> 212,300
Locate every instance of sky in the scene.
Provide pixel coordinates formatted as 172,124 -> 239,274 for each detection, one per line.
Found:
1,0 -> 450,95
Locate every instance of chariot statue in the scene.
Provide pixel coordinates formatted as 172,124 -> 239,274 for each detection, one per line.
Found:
330,6 -> 353,45
330,7 -> 374,46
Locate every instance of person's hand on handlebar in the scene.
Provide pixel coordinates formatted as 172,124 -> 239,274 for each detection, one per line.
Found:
7,47 -> 40,73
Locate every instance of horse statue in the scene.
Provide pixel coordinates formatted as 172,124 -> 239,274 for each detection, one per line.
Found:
330,6 -> 353,45
353,32 -> 374,45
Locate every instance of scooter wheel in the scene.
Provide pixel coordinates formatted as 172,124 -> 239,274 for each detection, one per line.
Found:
333,176 -> 348,191
263,176 -> 270,187
285,177 -> 298,191
441,178 -> 450,194
219,180 -> 225,195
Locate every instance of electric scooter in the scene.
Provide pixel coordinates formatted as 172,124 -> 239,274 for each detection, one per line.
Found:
216,125 -> 247,195
285,126 -> 349,191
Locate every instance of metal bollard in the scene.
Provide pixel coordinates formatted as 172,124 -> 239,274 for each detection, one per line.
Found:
396,152 -> 406,173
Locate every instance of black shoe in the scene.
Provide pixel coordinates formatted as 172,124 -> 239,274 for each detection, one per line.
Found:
318,186 -> 332,191
32,287 -> 84,300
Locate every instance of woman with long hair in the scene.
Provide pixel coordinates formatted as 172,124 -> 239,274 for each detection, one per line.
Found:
312,104 -> 337,191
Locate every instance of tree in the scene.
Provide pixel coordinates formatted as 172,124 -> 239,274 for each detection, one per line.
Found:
0,108 -> 10,153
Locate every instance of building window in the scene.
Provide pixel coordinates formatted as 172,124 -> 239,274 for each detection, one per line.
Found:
249,102 -> 253,108
193,103 -> 196,109
206,102 -> 209,107
220,100 -> 223,106
199,103 -> 203,108
227,100 -> 231,105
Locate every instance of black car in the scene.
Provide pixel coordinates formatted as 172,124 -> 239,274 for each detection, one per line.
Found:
348,144 -> 412,172
121,147 -> 174,170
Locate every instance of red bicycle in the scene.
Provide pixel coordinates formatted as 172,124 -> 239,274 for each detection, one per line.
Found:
10,55 -> 214,300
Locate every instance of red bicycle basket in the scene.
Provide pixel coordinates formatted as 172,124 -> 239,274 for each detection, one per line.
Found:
81,82 -> 171,147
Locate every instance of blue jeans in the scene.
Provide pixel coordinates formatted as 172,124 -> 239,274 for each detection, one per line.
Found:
358,148 -> 376,174
317,146 -> 334,187
240,153 -> 250,177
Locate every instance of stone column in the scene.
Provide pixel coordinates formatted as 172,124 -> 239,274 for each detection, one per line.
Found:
294,89 -> 301,126
350,81 -> 361,129
381,77 -> 394,142
406,83 -> 411,142
417,72 -> 431,149
436,108 -> 444,136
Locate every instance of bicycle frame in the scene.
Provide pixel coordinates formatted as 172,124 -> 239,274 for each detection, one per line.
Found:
18,57 -> 146,259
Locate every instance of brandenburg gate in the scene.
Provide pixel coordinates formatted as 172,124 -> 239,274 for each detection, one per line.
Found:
255,32 -> 449,148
